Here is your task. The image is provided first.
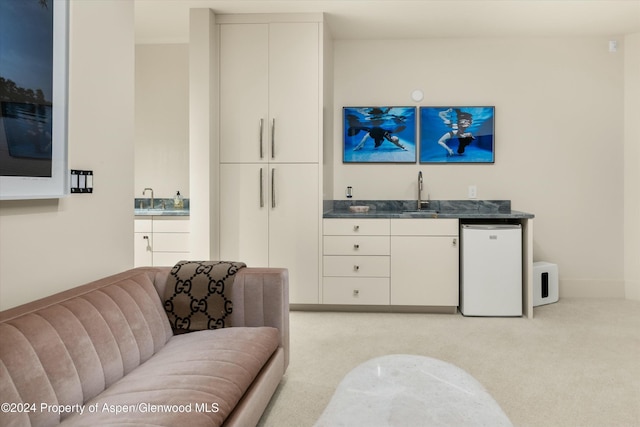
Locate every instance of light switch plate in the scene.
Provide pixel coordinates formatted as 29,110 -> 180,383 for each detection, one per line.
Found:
70,170 -> 93,193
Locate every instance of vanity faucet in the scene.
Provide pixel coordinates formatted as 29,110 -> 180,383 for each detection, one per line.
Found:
143,187 -> 154,209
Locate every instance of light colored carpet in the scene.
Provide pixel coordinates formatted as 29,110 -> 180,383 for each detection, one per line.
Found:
258,299 -> 640,427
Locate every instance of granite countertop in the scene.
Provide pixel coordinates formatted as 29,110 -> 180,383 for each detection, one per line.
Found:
134,208 -> 190,216
134,198 -> 190,216
323,200 -> 534,219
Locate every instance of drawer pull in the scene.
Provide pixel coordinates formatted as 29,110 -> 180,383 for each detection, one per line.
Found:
353,289 -> 360,297
353,265 -> 360,272
452,238 -> 457,247
353,225 -> 360,232
353,244 -> 360,250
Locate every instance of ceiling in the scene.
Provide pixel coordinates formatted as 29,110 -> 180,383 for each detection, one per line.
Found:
135,0 -> 640,44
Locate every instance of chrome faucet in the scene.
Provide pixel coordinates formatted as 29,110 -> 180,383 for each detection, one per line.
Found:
143,187 -> 154,209
417,171 -> 429,210
417,171 -> 423,210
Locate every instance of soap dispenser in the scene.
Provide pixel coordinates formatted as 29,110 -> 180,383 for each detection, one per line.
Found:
174,191 -> 183,209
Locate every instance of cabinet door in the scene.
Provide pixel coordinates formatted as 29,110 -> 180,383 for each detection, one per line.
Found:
220,164 -> 269,267
134,233 -> 152,267
153,252 -> 189,267
268,163 -> 319,303
153,233 -> 189,253
391,236 -> 459,306
268,23 -> 319,163
219,24 -> 269,163
153,218 -> 190,233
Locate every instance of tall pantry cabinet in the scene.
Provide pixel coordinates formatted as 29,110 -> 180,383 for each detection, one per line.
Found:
218,15 -> 324,304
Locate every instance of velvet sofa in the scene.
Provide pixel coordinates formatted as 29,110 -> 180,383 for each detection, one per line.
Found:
0,266 -> 289,427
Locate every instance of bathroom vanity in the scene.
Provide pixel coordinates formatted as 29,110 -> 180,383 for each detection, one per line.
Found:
134,199 -> 190,267
320,200 -> 535,317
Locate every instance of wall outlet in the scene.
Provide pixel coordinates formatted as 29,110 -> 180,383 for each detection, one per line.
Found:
468,185 -> 477,199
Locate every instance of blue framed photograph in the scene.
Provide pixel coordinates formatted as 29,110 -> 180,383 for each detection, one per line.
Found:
419,106 -> 495,164
343,106 -> 417,163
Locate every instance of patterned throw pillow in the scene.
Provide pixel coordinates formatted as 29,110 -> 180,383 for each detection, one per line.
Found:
163,260 -> 246,332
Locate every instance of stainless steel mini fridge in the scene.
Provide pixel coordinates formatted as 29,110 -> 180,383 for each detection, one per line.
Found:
460,224 -> 522,316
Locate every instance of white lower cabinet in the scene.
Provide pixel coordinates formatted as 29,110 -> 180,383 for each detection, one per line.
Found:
220,163 -> 319,304
323,218 -> 390,305
219,164 -> 269,267
322,218 -> 459,308
134,217 -> 190,267
390,219 -> 459,306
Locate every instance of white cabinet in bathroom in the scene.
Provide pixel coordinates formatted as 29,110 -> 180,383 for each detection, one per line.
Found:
134,219 -> 153,267
134,217 -> 190,267
218,15 -> 324,305
390,219 -> 459,307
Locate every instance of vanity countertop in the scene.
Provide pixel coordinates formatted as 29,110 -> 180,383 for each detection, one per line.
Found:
323,200 -> 534,220
134,198 -> 190,216
134,208 -> 190,217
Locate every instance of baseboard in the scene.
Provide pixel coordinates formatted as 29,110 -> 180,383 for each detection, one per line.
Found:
290,304 -> 457,314
560,279 -> 626,298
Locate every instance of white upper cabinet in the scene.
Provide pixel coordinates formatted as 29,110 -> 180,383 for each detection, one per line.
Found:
267,23 -> 319,163
219,22 -> 319,164
219,24 -> 269,163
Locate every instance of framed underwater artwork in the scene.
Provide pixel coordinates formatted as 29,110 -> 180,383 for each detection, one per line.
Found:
419,106 -> 495,164
0,0 -> 69,199
343,106 -> 417,163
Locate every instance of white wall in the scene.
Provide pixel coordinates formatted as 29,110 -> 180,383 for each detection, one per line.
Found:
0,0 -> 135,310
333,37 -> 626,298
135,43 -> 189,199
624,33 -> 640,301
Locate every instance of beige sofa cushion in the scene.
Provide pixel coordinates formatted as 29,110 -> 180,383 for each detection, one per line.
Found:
60,326 -> 280,426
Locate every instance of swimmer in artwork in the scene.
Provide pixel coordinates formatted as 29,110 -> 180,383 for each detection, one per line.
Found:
437,108 -> 475,156
347,113 -> 407,151
353,127 -> 407,151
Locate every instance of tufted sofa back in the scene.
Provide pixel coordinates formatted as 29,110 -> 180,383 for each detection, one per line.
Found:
0,270 -> 173,426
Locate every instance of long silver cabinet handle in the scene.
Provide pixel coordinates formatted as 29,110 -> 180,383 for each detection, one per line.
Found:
271,168 -> 276,208
259,167 -> 264,207
259,118 -> 264,159
271,118 -> 275,159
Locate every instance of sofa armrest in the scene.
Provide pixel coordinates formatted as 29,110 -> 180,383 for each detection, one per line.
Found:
229,268 -> 289,369
141,266 -> 290,370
